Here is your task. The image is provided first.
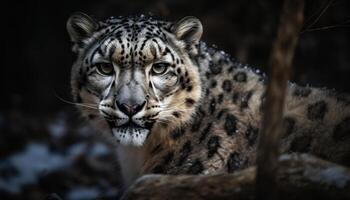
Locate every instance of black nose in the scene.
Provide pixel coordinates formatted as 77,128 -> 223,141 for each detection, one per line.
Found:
116,101 -> 146,116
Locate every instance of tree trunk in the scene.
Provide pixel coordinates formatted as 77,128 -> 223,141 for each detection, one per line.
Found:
256,0 -> 304,199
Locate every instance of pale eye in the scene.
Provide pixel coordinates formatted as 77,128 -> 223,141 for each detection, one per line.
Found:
152,62 -> 170,75
96,63 -> 114,76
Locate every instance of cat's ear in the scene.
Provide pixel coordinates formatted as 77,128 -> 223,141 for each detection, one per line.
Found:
66,12 -> 99,50
172,16 -> 203,47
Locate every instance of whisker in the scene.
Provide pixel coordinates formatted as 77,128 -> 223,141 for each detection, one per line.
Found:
54,93 -> 99,110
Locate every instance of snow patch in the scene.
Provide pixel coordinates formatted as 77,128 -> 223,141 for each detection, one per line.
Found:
48,118 -> 67,138
304,166 -> 350,188
67,186 -> 100,200
90,143 -> 110,157
67,142 -> 87,158
0,143 -> 68,193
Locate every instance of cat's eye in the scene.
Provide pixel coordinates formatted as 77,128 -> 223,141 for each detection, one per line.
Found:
96,63 -> 114,76
152,62 -> 170,75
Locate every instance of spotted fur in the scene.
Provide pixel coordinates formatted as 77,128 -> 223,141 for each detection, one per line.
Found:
67,13 -> 350,187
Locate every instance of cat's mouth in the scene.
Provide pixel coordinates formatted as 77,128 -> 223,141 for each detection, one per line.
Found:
108,120 -> 151,146
119,121 -> 145,129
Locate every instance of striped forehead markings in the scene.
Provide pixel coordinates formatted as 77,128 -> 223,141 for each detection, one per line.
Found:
152,38 -> 163,54
88,27 -> 124,64
86,18 -> 172,67
89,39 -> 174,67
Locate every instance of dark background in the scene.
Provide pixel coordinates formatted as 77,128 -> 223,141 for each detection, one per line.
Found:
2,0 -> 350,115
0,1 -> 349,199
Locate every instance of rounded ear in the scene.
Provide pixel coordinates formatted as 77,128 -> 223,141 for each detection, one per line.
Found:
172,16 -> 203,46
66,12 -> 99,44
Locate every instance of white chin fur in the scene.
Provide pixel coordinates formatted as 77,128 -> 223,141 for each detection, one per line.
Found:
112,128 -> 149,146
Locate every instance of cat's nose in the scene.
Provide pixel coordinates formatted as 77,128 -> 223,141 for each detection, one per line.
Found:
116,101 -> 146,116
